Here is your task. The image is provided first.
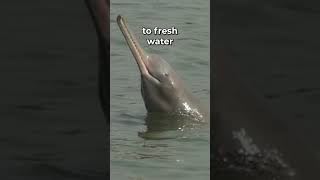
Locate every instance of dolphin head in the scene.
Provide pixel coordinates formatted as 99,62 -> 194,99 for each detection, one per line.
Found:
141,54 -> 185,112
117,15 -> 184,112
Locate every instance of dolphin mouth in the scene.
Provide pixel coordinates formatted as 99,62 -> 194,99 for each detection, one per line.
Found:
117,15 -> 160,84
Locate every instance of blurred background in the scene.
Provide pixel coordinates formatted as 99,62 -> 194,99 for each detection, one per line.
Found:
0,1 -> 107,179
214,0 -> 320,154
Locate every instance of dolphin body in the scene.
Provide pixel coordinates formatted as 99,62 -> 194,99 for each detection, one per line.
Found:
117,15 -> 209,123
212,49 -> 320,179
84,1 -> 319,178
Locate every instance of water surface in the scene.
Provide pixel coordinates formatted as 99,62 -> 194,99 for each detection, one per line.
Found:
110,0 -> 210,179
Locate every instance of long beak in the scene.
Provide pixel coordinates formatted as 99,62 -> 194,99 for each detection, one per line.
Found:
117,15 -> 149,77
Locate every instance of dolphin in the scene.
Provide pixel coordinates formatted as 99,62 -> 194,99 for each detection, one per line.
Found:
117,15 -> 209,123
212,48 -> 320,179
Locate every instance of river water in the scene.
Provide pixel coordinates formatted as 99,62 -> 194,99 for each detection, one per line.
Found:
110,0 -> 210,179
1,0 -> 320,179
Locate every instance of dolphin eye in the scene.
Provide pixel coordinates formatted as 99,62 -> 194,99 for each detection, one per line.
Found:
164,73 -> 169,77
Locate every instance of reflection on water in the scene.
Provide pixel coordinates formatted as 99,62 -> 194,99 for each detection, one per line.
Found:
138,112 -> 207,140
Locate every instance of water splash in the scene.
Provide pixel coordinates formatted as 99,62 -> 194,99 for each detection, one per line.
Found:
213,128 -> 296,179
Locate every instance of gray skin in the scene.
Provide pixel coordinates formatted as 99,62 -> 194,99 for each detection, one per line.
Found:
117,15 -> 208,122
